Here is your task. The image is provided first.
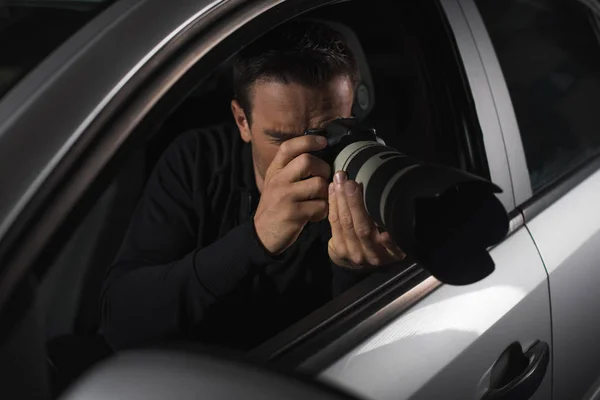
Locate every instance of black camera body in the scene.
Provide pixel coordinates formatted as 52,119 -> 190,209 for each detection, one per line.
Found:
304,118 -> 380,166
304,118 -> 509,286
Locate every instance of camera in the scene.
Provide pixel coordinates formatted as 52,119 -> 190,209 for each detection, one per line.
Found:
305,118 -> 509,285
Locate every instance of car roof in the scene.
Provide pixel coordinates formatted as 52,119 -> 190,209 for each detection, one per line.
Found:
0,0 -> 229,245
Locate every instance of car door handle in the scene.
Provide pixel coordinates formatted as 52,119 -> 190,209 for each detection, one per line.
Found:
481,340 -> 550,400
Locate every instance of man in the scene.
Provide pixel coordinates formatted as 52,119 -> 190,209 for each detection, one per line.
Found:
101,20 -> 405,351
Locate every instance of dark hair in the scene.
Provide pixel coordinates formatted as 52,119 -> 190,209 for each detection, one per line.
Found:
233,19 -> 360,124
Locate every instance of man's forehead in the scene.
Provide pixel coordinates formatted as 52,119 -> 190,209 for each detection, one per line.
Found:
250,79 -> 353,133
259,106 -> 336,138
253,77 -> 352,104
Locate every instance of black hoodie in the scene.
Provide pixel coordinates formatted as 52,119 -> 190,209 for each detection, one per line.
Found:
101,125 -> 365,351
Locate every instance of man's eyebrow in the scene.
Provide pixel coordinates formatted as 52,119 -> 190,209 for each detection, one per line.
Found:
263,129 -> 302,139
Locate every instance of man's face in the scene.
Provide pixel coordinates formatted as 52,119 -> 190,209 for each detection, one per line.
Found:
231,75 -> 355,191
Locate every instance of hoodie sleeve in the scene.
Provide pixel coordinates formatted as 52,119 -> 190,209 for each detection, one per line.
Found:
101,129 -> 276,350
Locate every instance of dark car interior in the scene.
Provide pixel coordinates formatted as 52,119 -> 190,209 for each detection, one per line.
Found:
32,1 -> 482,397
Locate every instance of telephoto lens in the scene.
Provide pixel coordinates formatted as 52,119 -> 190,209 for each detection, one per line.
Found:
306,118 -> 509,285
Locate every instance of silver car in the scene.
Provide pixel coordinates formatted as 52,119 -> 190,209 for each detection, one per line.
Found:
1,0 -> 600,399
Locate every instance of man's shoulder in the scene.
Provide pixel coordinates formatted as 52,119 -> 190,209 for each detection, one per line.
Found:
166,122 -> 241,165
173,122 -> 240,150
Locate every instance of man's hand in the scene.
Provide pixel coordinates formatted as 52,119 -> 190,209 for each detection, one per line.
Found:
254,135 -> 331,255
328,171 -> 406,270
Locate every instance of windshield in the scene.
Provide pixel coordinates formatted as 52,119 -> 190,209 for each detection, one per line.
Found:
0,0 -> 116,100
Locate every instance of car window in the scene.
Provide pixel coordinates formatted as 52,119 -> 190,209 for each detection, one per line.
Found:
475,0 -> 600,194
0,0 -> 116,100
33,0 -> 484,395
40,0 -> 477,343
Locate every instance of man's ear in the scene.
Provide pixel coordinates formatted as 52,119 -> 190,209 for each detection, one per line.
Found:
231,99 -> 251,143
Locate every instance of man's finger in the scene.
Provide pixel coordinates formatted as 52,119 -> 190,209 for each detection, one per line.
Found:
289,176 -> 329,202
334,172 -> 364,264
328,182 -> 347,258
344,181 -> 385,264
377,231 -> 406,260
297,199 -> 329,222
270,135 -> 328,172
279,153 -> 331,183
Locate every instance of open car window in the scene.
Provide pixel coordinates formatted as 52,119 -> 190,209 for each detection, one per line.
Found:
0,0 -> 499,398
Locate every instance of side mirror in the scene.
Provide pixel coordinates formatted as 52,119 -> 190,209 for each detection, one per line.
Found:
59,350 -> 363,400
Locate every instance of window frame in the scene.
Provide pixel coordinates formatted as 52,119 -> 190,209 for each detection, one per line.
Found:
0,0 -> 118,100
0,0 -> 243,310
467,0 -> 600,221
0,0 -> 517,380
440,0 -> 516,212
457,0 -> 532,208
0,0 -> 418,343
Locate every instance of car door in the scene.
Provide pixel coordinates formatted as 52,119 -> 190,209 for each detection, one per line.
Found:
0,0 -> 276,397
0,1 -> 444,398
316,1 -> 553,399
58,350 -> 364,400
472,0 -> 600,399
0,1 -> 552,400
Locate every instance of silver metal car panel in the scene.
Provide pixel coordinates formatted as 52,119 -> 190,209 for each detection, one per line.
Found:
457,0 -> 533,206
320,227 -> 551,400
438,0 -> 514,210
527,168 -> 600,400
583,375 -> 600,400
0,0 -> 228,244
318,1 -> 552,398
60,351 -> 357,400
0,0 -> 143,130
